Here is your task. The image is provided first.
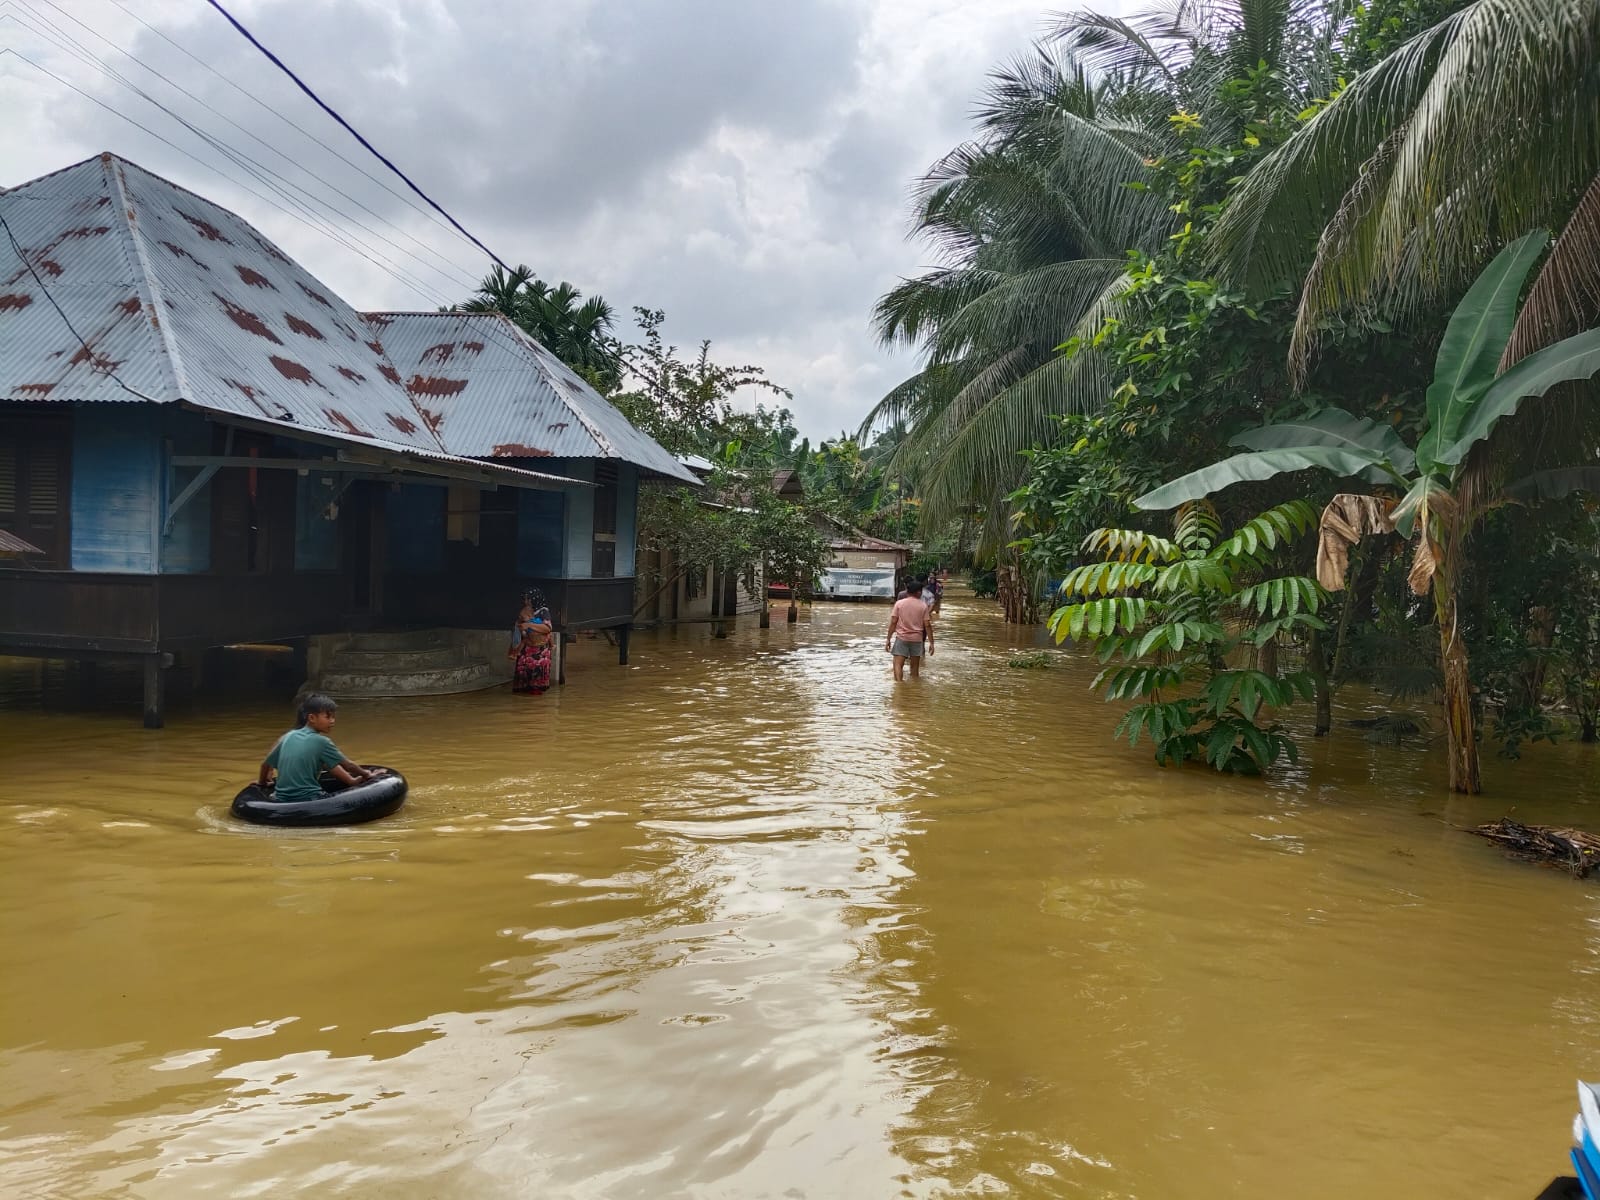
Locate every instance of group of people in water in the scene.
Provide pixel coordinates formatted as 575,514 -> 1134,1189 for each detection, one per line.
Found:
256,578 -> 948,802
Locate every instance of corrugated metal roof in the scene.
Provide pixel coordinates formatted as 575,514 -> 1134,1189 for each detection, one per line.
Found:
368,311 -> 699,483
0,153 -> 686,488
0,529 -> 45,556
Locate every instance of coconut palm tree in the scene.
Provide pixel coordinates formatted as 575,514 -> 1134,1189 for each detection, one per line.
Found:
864,3 -> 1352,546
861,42 -> 1171,545
1052,0 -> 1346,143
460,266 -> 622,391
1133,233 -> 1600,793
1206,0 -> 1600,376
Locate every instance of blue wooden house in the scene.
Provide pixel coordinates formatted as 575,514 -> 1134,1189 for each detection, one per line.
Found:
0,153 -> 696,723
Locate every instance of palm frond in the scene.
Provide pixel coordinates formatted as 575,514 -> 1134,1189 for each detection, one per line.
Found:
1213,0 -> 1600,356
1504,170 -> 1600,366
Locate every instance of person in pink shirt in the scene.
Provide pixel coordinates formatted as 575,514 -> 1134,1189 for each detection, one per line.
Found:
886,580 -> 934,680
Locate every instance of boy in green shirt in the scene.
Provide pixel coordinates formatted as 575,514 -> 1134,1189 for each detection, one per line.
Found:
258,694 -> 381,801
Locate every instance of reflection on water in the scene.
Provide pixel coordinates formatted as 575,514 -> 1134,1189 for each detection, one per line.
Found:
1,597 -> 1597,1198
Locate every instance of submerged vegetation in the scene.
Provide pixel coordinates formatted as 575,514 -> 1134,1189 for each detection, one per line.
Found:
868,0 -> 1600,793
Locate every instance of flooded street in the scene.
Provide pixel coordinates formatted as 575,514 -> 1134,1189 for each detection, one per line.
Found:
2,595 -> 1597,1198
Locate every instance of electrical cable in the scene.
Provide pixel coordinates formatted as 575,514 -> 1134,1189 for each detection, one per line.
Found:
15,7 -> 471,300
35,0 -> 481,292
105,0 -> 463,245
15,14 -> 555,374
7,34 -> 462,307
0,207 -> 163,404
201,0 -> 515,276
8,49 -> 570,402
5,32 -> 568,389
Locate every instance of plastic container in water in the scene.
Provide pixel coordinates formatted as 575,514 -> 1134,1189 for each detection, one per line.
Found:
1573,1083 -> 1600,1200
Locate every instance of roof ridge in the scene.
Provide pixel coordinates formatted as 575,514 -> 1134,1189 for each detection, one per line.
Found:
0,152 -> 108,196
362,309 -> 482,318
103,155 -> 186,403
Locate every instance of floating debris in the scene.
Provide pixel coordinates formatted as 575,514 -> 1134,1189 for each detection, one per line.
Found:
1469,818 -> 1600,879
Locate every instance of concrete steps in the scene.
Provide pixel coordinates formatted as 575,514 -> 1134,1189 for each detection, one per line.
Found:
308,628 -> 509,698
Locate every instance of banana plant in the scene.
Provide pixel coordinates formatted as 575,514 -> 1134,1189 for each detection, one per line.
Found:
1134,232 -> 1600,793
1049,501 -> 1326,775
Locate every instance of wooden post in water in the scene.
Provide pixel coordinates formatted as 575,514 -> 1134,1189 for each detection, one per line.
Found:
759,556 -> 771,628
618,623 -> 630,666
142,653 -> 166,729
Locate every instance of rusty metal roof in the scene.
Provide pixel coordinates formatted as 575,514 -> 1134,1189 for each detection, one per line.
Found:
0,154 -> 682,487
366,311 -> 699,483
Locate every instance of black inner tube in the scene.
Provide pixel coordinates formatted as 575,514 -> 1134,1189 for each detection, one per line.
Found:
231,766 -> 407,827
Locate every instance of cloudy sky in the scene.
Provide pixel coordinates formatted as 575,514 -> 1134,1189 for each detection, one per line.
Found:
0,0 -> 1121,438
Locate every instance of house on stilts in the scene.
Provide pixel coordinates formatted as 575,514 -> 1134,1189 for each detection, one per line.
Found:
0,152 -> 697,724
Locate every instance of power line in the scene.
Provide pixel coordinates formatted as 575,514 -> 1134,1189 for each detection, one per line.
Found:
201,0 -> 515,276
7,32 -> 464,307
104,0 -> 464,247
33,0 -> 481,293
5,39 -> 546,375
14,6 -> 475,300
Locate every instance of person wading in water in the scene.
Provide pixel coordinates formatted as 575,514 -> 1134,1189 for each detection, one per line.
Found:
886,579 -> 933,680
509,589 -> 554,695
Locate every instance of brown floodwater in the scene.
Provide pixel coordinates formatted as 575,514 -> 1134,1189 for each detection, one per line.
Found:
1,595 -> 1597,1199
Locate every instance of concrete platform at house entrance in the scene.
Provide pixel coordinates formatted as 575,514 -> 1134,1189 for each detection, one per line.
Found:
303,629 -> 553,699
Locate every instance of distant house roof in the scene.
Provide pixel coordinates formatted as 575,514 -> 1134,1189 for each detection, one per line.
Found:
770,468 -> 804,499
817,511 -> 908,552
0,529 -> 44,556
830,533 -> 910,552
0,154 -> 689,485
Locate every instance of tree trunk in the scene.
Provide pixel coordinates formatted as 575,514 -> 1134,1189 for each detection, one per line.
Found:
1307,628 -> 1332,737
996,555 -> 1038,625
1328,555 -> 1363,688
1255,638 -> 1279,678
1434,577 -> 1481,794
759,556 -> 770,628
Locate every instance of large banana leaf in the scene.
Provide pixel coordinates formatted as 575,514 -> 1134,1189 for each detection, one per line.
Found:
1415,230 -> 1549,470
1134,446 -> 1388,511
1231,408 -> 1415,477
1434,324 -> 1600,465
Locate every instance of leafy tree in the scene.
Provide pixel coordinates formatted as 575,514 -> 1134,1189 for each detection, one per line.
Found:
749,486 -> 835,621
1048,501 -> 1327,773
636,462 -> 831,624
611,309 -> 790,457
1134,233 -> 1600,792
1463,499 -> 1600,751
